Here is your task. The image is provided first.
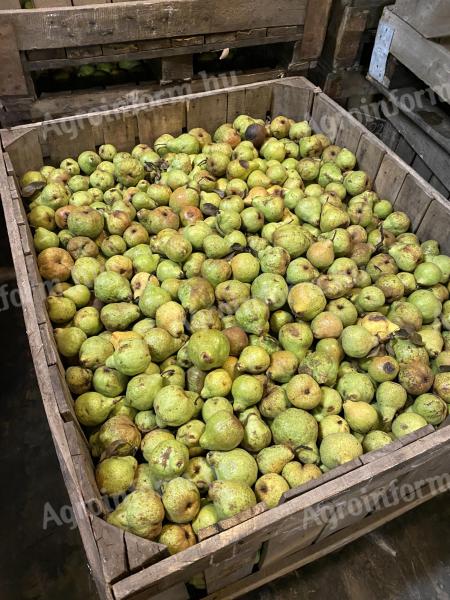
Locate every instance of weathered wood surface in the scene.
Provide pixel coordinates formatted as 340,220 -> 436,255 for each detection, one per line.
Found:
392,0 -> 450,39
1,0 -> 308,50
0,23 -> 28,96
370,8 -> 450,103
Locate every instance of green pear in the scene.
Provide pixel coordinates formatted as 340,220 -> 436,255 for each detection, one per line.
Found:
255,473 -> 289,508
343,401 -> 379,434
106,490 -> 164,539
126,373 -> 163,411
158,524 -> 196,555
282,462 -> 321,488
392,413 -> 428,438
376,381 -> 407,426
153,385 -> 196,427
256,445 -> 294,474
98,415 -> 142,456
241,414 -> 272,452
319,432 -> 363,469
207,448 -> 258,486
74,392 -> 118,426
199,410 -> 244,451
271,408 -> 319,463
192,504 -> 219,535
176,420 -> 205,455
95,456 -> 137,496
148,439 -> 189,481
183,457 -> 216,492
362,430 -> 393,453
161,477 -> 201,523
208,481 -> 257,520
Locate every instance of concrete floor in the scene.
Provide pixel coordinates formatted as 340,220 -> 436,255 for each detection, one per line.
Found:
1,212 -> 450,600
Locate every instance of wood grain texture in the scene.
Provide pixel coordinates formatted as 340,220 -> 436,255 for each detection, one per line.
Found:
299,0 -> 333,60
2,0 -> 307,50
0,23 -> 28,96
392,0 -> 450,39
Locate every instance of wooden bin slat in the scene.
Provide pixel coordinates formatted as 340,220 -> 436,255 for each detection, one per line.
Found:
2,76 -> 450,600
1,0 -> 308,51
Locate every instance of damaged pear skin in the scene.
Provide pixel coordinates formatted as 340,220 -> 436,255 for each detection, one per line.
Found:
26,113 -> 449,553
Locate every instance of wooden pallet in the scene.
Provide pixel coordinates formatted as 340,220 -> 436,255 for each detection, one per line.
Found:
369,7 -> 450,105
2,76 -> 450,600
0,0 -> 332,126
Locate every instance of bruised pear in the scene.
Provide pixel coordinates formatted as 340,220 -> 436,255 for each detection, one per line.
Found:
208,481 -> 256,520
106,490 -> 164,539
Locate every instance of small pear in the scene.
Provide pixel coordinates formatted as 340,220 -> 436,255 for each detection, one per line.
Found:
183,457 -> 216,492
256,445 -> 294,474
147,439 -> 189,481
199,411 -> 244,451
362,430 -> 393,453
201,369 -> 233,399
106,490 -> 164,539
208,481 -> 257,520
192,504 -> 219,535
282,462 -> 322,488
176,420 -> 205,456
343,401 -> 379,434
158,523 -> 196,555
153,385 -> 196,427
255,473 -> 289,508
232,375 -> 264,411
95,456 -> 137,496
207,449 -> 258,486
376,381 -> 407,426
392,413 -> 428,438
319,432 -> 363,469
74,392 -> 118,426
271,408 -> 319,464
161,477 -> 201,523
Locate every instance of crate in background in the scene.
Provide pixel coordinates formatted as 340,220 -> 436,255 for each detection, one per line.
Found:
0,0 -> 332,126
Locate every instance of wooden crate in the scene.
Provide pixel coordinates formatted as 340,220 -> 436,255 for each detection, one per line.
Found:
391,0 -> 450,40
0,0 -> 332,126
2,76 -> 450,600
369,7 -> 450,105
310,0 -> 393,105
320,0 -> 394,71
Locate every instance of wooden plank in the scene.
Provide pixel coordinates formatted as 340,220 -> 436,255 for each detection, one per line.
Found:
417,196 -> 450,255
204,479 -> 450,600
244,85 -> 273,121
236,28 -> 267,40
394,136 -> 415,165
101,113 -> 138,152
429,175 -> 449,198
368,80 -> 450,156
205,544 -> 260,594
392,0 -> 450,39
0,151 -> 109,600
45,116 -> 96,164
297,0 -> 332,60
171,35 -> 204,48
383,9 -> 450,102
335,112 -> 366,152
136,100 -> 186,146
27,48 -> 66,61
226,88 -> 247,124
198,503 -> 267,542
2,128 -> 43,175
205,31 -> 237,44
393,173 -> 433,232
411,155 -> 432,182
3,1 -> 308,50
124,533 -> 168,573
0,0 -> 21,7
332,6 -> 369,69
383,107 -> 450,190
271,78 -> 316,122
34,0 -> 71,5
373,151 -> 408,203
0,23 -> 28,96
161,55 -> 193,83
49,362 -> 77,423
310,92 -> 345,142
66,45 -> 102,58
186,93 -> 228,133
91,515 -> 129,585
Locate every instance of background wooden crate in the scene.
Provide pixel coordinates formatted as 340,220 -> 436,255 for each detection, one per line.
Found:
366,4 -> 450,198
310,0 -> 393,106
0,0 -> 332,126
1,77 -> 450,600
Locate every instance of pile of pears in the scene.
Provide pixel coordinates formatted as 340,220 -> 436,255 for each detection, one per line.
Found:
23,113 -> 450,558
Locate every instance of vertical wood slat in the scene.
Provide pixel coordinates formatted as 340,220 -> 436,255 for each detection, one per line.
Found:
310,93 -> 345,142
373,151 -> 408,202
417,196 -> 450,255
137,101 -> 186,146
0,23 -> 28,96
271,78 -> 316,122
298,0 -> 333,60
1,128 -> 43,176
393,173 -> 433,232
356,132 -> 385,182
186,93 -> 228,133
